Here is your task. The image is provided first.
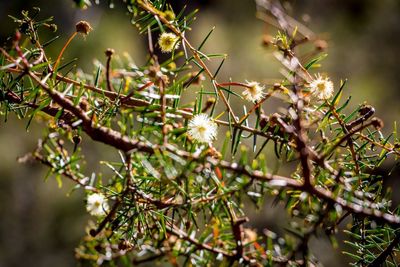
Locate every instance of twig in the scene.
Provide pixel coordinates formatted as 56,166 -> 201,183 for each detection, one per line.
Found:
27,70 -> 154,154
320,120 -> 378,161
367,231 -> 400,267
327,102 -> 361,174
166,223 -> 234,258
105,48 -> 115,92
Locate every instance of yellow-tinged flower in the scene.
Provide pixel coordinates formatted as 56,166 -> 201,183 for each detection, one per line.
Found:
158,32 -> 180,53
163,10 -> 176,21
309,74 -> 334,100
187,113 -> 218,143
86,193 -> 109,217
243,81 -> 265,103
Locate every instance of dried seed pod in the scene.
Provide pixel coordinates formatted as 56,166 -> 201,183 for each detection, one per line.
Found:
72,135 -> 82,145
105,48 -> 114,57
75,21 -> 92,35
359,105 -> 375,117
371,117 -> 384,130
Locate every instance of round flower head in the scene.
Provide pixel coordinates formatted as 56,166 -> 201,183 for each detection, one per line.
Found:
158,32 -> 180,53
242,81 -> 265,103
187,113 -> 218,143
309,74 -> 334,100
86,193 -> 109,217
75,21 -> 92,36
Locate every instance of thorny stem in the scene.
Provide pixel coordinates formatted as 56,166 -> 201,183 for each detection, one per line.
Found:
31,151 -> 93,189
27,70 -> 154,154
5,66 -> 296,148
90,192 -> 126,237
223,200 -> 249,261
327,101 -> 361,174
320,120 -> 378,161
2,33 -> 296,150
291,73 -> 313,188
91,154 -> 134,237
357,132 -> 400,157
166,223 -> 235,259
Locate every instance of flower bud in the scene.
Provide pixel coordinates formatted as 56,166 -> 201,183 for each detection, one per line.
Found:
75,21 -> 92,35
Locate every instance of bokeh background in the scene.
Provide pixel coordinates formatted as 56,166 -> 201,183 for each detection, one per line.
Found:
1,0 -> 400,266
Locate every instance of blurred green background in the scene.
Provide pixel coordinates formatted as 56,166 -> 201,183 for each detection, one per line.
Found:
1,0 -> 400,266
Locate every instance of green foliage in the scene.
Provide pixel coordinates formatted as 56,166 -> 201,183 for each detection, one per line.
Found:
1,0 -> 400,266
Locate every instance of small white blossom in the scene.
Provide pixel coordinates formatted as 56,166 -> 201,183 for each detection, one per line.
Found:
86,193 -> 109,217
242,81 -> 265,103
158,32 -> 180,53
309,74 -> 334,100
187,113 -> 218,143
216,253 -> 223,261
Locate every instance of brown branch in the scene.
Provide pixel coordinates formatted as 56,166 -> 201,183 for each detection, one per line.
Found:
320,119 -> 378,161
327,102 -> 360,174
357,132 -> 400,157
4,64 -> 297,150
90,190 -> 130,237
6,68 -> 150,107
5,66 -> 296,150
291,78 -> 313,188
166,224 -> 235,258
231,215 -> 249,260
29,150 -> 96,191
310,186 -> 400,226
27,70 -> 154,154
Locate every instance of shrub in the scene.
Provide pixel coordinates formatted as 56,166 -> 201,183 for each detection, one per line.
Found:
1,0 -> 400,266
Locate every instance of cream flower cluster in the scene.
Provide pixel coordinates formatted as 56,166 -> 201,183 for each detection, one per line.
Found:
187,113 -> 218,143
86,193 -> 109,217
242,81 -> 265,103
158,32 -> 180,53
309,74 -> 334,100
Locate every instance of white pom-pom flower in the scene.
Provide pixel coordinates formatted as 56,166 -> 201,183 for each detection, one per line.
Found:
187,113 -> 218,143
309,74 -> 334,100
158,32 -> 180,53
86,193 -> 109,217
242,81 -> 265,103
